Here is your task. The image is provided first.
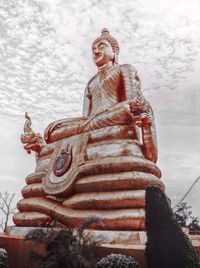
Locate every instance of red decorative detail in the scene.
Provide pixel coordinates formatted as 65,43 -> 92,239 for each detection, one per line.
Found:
53,145 -> 72,177
40,217 -> 52,227
135,75 -> 140,82
117,73 -> 126,102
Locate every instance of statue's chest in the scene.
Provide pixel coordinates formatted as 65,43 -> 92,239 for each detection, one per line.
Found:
89,67 -> 121,113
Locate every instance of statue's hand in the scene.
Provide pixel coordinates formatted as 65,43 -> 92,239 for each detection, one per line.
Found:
44,121 -> 63,142
49,122 -> 63,133
47,117 -> 87,134
129,98 -> 154,127
137,111 -> 154,127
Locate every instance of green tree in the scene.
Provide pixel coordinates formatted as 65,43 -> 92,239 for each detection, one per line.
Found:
145,186 -> 199,268
188,217 -> 200,234
174,202 -> 192,227
174,202 -> 200,234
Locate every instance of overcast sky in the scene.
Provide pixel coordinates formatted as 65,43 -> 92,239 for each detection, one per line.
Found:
0,0 -> 200,219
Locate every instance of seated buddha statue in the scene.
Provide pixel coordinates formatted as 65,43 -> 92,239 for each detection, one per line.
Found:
14,29 -> 164,230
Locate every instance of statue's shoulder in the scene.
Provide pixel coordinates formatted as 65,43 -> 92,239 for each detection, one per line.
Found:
119,64 -> 137,76
118,64 -> 141,99
86,73 -> 98,89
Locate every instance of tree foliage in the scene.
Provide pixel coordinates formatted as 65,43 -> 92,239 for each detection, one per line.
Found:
174,202 -> 200,234
145,186 -> 200,268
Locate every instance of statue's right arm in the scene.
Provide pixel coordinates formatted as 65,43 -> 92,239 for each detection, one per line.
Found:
44,116 -> 88,143
44,83 -> 92,143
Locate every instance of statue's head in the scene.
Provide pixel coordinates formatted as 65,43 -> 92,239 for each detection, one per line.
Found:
92,28 -> 119,68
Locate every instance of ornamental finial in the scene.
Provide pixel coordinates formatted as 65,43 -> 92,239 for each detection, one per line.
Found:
101,28 -> 109,36
21,112 -> 44,154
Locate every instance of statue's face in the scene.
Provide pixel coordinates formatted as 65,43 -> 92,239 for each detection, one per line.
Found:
92,39 -> 115,67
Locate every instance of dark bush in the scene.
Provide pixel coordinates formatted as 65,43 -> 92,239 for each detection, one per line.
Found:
25,228 -> 46,243
0,248 -> 9,268
145,186 -> 200,268
25,217 -> 99,268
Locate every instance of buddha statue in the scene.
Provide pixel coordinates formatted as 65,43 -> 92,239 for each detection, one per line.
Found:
14,29 -> 164,230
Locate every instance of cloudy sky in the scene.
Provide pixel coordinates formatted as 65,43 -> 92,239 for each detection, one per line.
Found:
0,0 -> 200,219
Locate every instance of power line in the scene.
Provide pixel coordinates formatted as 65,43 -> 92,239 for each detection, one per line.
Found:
173,175 -> 200,210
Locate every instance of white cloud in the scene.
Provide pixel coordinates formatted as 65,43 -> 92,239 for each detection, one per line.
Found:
0,0 -> 199,220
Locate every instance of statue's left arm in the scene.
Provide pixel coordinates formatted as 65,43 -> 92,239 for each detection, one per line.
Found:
120,64 -> 158,163
132,100 -> 158,163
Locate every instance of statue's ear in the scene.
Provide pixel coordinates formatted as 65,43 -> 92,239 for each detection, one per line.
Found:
113,53 -> 118,64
